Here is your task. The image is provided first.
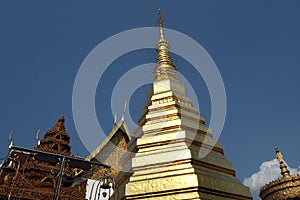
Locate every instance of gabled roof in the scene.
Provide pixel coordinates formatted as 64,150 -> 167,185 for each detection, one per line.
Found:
86,119 -> 131,162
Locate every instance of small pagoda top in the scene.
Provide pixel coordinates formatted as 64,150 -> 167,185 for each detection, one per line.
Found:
259,147 -> 300,200
35,115 -> 71,156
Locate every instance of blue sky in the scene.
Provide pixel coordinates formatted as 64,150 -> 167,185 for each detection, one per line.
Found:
1,1 -> 299,199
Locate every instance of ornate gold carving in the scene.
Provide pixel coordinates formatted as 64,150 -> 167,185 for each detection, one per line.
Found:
260,147 -> 300,200
260,175 -> 300,200
275,146 -> 291,178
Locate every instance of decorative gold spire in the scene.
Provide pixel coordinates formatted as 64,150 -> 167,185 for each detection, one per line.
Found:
275,146 -> 291,178
158,9 -> 165,41
260,147 -> 300,200
155,9 -> 177,81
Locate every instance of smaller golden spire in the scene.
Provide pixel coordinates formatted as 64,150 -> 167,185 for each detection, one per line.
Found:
275,146 -> 291,178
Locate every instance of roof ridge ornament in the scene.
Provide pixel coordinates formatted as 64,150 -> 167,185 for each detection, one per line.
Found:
36,128 -> 41,146
9,129 -> 14,148
113,112 -> 118,128
274,146 -> 291,178
121,101 -> 127,122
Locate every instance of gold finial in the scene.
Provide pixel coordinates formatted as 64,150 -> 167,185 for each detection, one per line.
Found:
58,115 -> 65,123
275,146 -> 291,178
155,9 -> 176,80
157,9 -> 165,41
158,9 -> 163,27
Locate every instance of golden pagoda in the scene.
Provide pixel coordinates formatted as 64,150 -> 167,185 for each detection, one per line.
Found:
112,10 -> 253,200
259,147 -> 300,200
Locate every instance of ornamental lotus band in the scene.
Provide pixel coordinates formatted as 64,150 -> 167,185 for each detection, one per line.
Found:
1,10 -> 299,200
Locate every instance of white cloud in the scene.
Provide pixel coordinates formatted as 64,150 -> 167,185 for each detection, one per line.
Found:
243,159 -> 300,200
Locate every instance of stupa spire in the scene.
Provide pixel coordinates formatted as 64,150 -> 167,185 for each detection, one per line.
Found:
275,146 -> 291,178
155,9 -> 177,81
260,147 -> 300,199
158,9 -> 165,42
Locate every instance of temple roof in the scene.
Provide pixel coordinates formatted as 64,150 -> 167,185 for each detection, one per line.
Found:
83,119 -> 131,181
86,119 -> 131,162
0,115 -> 86,200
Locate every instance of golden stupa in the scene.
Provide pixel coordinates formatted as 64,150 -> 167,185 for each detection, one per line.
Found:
259,147 -> 300,200
111,10 -> 253,200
